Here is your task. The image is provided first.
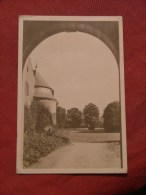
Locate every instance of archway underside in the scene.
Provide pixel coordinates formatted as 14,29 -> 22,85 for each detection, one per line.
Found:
23,21 -> 119,68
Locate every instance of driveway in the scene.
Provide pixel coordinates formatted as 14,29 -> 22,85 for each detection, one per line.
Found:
31,142 -> 121,169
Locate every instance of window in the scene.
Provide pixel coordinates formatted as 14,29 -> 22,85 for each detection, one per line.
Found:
25,82 -> 29,96
27,66 -> 28,72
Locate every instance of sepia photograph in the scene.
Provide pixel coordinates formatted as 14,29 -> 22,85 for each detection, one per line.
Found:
17,16 -> 127,174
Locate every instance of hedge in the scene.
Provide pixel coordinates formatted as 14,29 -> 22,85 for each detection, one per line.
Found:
23,130 -> 70,167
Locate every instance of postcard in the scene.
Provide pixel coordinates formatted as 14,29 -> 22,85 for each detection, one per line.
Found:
17,16 -> 127,174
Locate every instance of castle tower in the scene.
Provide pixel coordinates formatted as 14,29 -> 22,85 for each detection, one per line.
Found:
33,70 -> 58,126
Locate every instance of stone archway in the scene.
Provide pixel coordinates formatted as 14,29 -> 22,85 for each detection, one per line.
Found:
23,21 -> 119,68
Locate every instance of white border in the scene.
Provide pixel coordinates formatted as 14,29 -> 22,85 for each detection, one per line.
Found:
17,16 -> 127,174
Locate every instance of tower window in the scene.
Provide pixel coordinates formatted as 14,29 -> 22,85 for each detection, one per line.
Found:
27,66 -> 28,72
25,82 -> 29,96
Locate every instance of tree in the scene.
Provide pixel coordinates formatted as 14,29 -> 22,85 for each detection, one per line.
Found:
67,108 -> 82,129
56,106 -> 66,128
103,101 -> 121,132
83,103 -> 99,130
31,100 -> 52,132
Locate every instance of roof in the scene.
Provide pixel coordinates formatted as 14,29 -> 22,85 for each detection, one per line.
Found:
34,72 -> 54,91
33,92 -> 58,103
34,92 -> 54,99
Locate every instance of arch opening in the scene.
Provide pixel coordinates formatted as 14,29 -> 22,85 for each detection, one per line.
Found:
25,31 -> 119,115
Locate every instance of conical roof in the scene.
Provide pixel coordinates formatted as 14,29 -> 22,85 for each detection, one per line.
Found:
33,71 -> 57,103
34,72 -> 53,91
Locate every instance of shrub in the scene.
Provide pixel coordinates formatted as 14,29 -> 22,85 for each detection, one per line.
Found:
103,101 -> 121,132
24,106 -> 33,132
56,106 -> 66,128
23,100 -> 70,167
23,130 -> 70,167
24,100 -> 53,133
34,102 -> 52,132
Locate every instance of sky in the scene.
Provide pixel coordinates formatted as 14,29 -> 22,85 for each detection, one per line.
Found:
30,32 -> 119,115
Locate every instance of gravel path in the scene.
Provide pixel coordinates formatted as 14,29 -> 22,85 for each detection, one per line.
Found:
31,142 -> 121,169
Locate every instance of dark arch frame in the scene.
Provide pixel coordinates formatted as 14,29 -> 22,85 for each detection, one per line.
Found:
23,21 -> 119,68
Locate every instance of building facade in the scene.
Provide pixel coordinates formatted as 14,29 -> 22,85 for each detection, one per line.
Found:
23,57 -> 58,125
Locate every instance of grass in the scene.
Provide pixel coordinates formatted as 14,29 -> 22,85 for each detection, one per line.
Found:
76,128 -> 105,133
57,128 -> 120,143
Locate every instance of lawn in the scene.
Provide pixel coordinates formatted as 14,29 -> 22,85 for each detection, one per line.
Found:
57,128 -> 120,143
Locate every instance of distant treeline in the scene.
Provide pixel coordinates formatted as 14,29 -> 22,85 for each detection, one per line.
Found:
57,101 -> 121,132
24,100 -> 121,133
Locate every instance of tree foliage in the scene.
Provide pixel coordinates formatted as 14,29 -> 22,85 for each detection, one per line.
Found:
56,106 -> 66,128
24,100 -> 52,133
67,108 -> 82,129
34,102 -> 52,132
103,101 -> 121,132
83,103 -> 99,130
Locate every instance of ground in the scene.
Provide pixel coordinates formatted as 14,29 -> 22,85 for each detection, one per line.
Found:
30,128 -> 121,169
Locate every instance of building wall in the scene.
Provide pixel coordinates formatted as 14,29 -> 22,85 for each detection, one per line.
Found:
23,57 -> 35,107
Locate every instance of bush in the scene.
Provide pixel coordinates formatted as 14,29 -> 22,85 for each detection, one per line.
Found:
24,106 -> 33,132
33,101 -> 52,132
103,101 -> 121,132
24,100 -> 53,133
23,100 -> 70,167
23,130 -> 70,167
